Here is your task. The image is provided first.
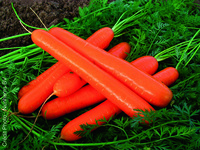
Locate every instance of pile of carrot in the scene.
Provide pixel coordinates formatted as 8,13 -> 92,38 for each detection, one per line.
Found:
17,26 -> 179,142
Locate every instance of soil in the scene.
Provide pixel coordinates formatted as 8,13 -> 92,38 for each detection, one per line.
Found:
0,0 -> 93,56
1,0 -> 200,57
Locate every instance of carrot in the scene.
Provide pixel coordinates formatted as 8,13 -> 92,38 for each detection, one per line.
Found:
41,55 -> 159,120
153,67 -> 179,86
53,71 -> 86,97
18,27 -> 120,114
130,56 -> 158,75
17,62 -> 61,99
31,29 -> 155,118
60,66 -> 179,141
18,9 -> 146,98
86,27 -> 114,49
49,27 -> 173,107
53,42 -> 130,97
18,63 -> 70,114
17,27 -> 115,99
61,100 -> 120,141
42,85 -> 106,120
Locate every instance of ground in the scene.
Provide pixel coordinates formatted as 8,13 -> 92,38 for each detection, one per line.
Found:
1,0 -> 200,56
0,0 -> 92,56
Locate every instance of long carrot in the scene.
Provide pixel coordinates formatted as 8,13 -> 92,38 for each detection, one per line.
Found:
31,29 -> 155,118
17,27 -> 116,99
53,42 -> 130,97
49,27 -> 173,107
41,55 -> 159,120
60,66 -> 179,141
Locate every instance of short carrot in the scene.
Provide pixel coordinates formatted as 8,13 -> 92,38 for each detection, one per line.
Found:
31,29 -> 155,118
130,55 -> 158,75
153,67 -> 179,86
18,63 -> 70,114
41,55 -> 159,120
60,66 -> 179,141
17,27 -> 116,99
42,85 -> 106,120
86,27 -> 114,49
49,27 -> 173,107
53,71 -> 86,97
17,62 -> 61,99
53,42 -> 130,97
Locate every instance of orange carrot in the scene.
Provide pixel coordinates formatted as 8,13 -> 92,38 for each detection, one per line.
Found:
86,27 -> 114,49
153,67 -> 179,86
31,29 -> 155,118
53,71 -> 86,97
17,27 -> 115,99
17,27 -> 117,114
130,56 -> 158,75
42,85 -> 106,120
53,42 -> 130,97
60,66 -> 179,141
49,27 -> 173,107
61,100 -> 120,141
17,62 -> 61,99
18,63 -> 70,114
41,56 -> 158,120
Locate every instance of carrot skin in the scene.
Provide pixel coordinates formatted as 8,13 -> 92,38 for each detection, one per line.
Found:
17,62 -> 62,99
153,67 -> 179,86
49,27 -> 173,108
42,85 -> 106,119
86,27 -> 114,49
53,71 -> 86,97
18,63 -> 70,114
18,27 -> 116,114
60,66 -> 179,141
60,100 -> 121,141
131,56 -> 159,75
31,29 -> 155,118
54,42 -> 130,97
108,42 -> 130,59
18,27 -> 115,99
42,55 -> 158,120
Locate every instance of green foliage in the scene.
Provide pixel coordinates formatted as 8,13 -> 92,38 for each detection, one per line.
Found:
0,0 -> 200,149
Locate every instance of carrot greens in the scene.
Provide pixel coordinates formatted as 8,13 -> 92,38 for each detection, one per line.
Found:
0,0 -> 200,149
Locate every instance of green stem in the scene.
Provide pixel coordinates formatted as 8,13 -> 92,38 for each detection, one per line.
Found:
0,47 -> 24,50
104,123 -> 129,139
49,120 -> 189,147
0,33 -> 30,42
176,28 -> 200,69
184,43 -> 200,67
11,3 -> 45,30
112,9 -> 146,37
0,47 -> 42,64
154,39 -> 200,62
19,116 -> 48,133
171,73 -> 200,90
0,44 -> 36,61
12,115 -> 41,137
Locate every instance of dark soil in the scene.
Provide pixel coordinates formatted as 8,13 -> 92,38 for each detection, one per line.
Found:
1,0 -> 200,57
0,0 -> 92,56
